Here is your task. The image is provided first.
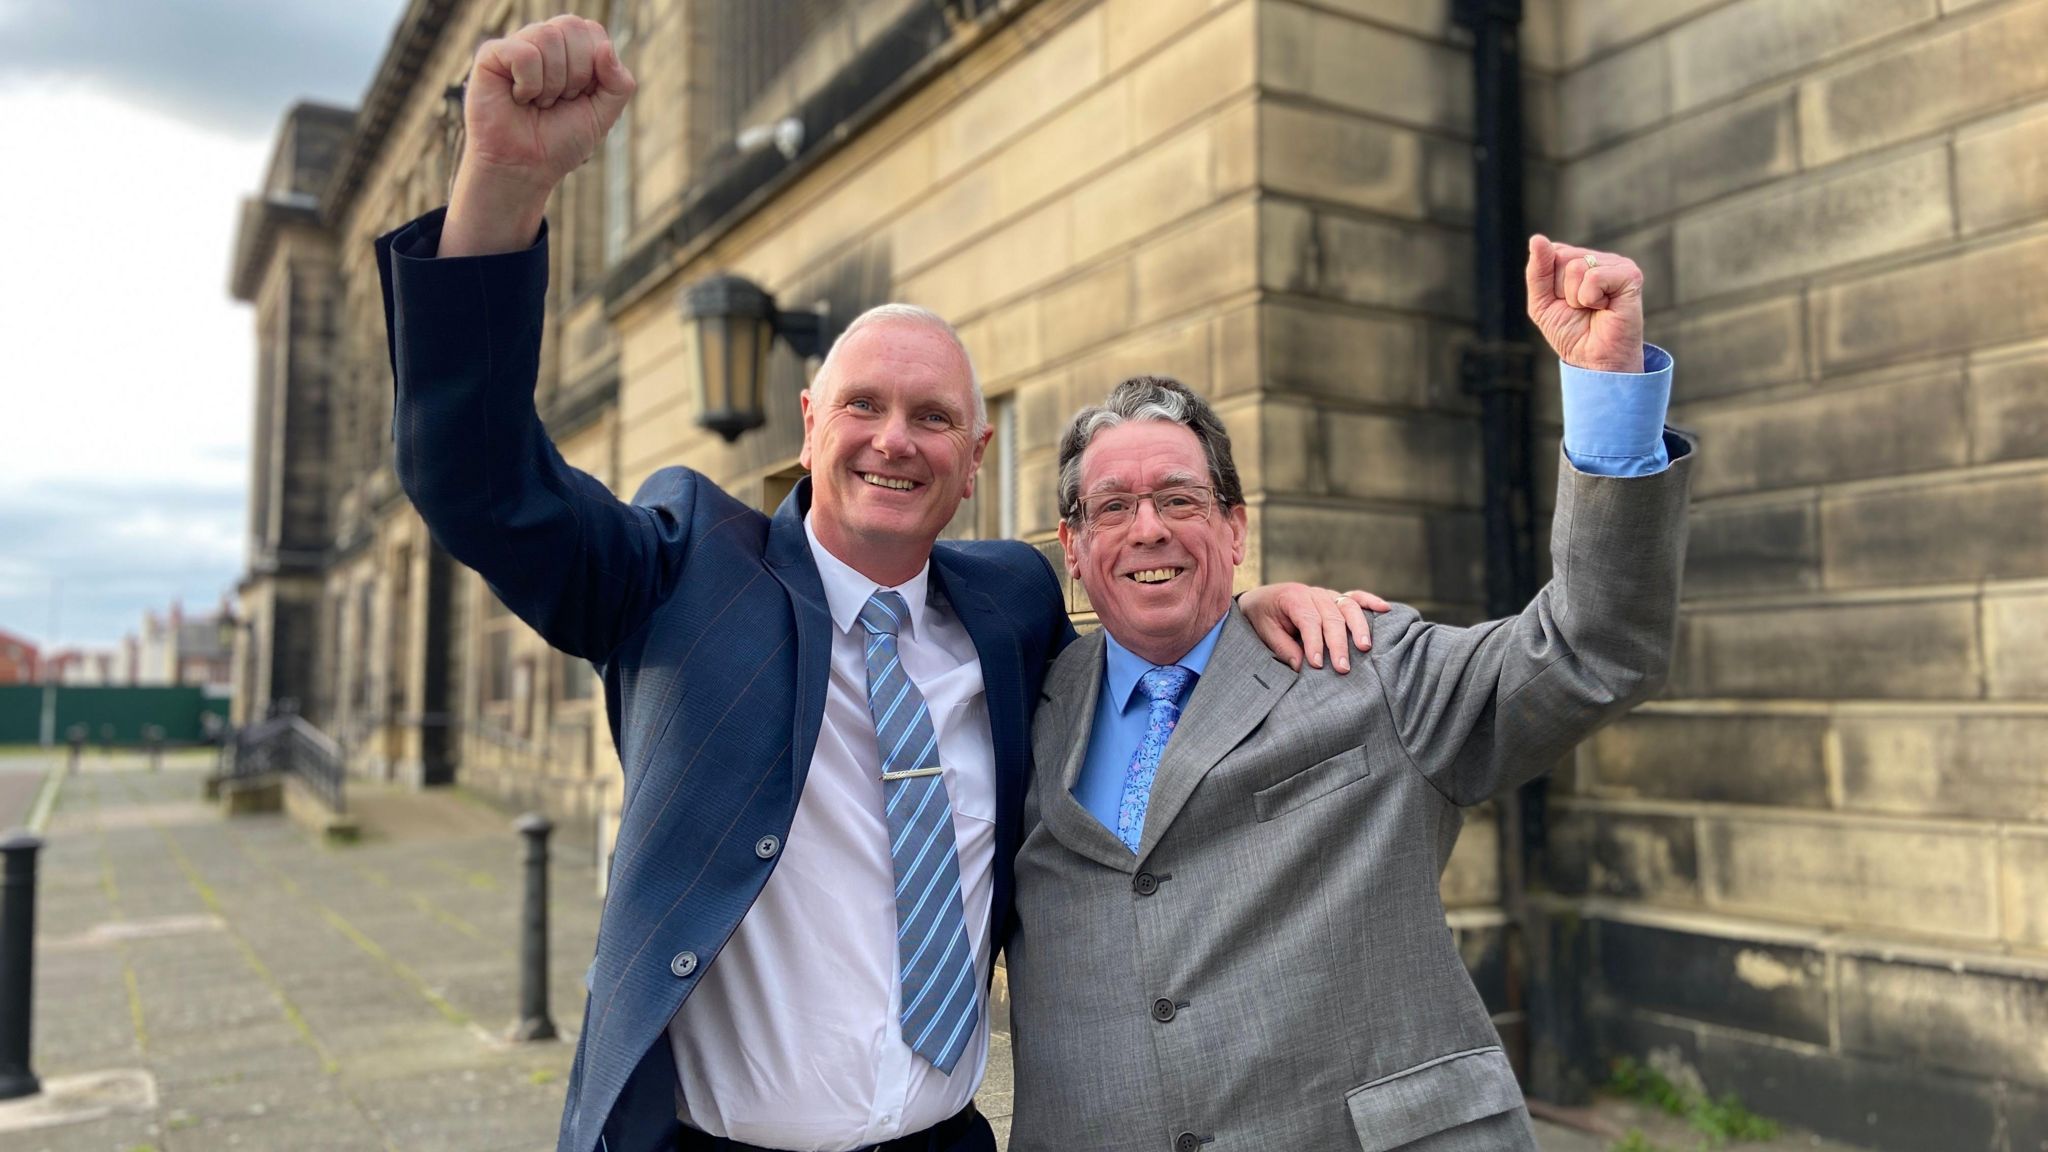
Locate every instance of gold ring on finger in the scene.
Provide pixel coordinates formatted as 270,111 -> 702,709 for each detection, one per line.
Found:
1584,254 -> 1598,269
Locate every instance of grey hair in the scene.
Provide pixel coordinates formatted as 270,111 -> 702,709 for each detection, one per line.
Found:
1057,375 -> 1245,523
812,303 -> 986,433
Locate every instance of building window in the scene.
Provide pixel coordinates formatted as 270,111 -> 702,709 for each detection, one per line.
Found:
351,581 -> 375,714
388,544 -> 412,713
479,575 -> 519,718
941,394 -> 1013,542
602,0 -> 636,264
325,595 -> 345,720
485,630 -> 513,704
994,395 -> 1017,540
559,650 -> 595,701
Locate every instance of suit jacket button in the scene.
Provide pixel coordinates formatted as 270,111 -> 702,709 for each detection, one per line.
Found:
670,951 -> 699,978
1133,872 -> 1159,896
1151,997 -> 1176,1022
755,835 -> 781,859
1174,1132 -> 1200,1152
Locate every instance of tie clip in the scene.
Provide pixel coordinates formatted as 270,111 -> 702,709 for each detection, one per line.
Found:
881,766 -> 945,781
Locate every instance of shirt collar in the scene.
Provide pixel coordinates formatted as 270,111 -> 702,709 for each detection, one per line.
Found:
1102,611 -> 1228,712
803,512 -> 932,639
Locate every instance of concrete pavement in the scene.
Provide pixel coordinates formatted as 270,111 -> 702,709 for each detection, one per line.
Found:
11,756 -> 598,1151
0,756 -> 1853,1152
0,752 -> 53,828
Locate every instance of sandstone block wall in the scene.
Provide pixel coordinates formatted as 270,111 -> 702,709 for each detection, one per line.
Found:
1548,2 -> 2048,1146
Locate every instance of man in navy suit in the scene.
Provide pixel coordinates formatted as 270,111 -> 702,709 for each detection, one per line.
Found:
378,17 -> 1380,1152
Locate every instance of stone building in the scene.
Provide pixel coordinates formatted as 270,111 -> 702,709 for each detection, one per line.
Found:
231,1 -> 2048,1147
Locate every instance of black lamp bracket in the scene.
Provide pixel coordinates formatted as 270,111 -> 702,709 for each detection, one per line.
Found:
772,302 -> 832,361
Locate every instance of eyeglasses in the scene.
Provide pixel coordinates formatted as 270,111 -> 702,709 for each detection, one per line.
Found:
1073,485 -> 1217,531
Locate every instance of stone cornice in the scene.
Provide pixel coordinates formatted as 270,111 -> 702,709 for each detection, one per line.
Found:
322,0 -> 461,226
229,194 -> 322,303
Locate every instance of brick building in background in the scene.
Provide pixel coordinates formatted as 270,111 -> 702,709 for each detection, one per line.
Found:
0,629 -> 38,684
231,2 -> 2048,1148
41,646 -> 130,686
135,600 -> 238,691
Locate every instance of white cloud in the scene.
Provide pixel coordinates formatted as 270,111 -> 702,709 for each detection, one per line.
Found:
0,1 -> 421,649
0,80 -> 266,645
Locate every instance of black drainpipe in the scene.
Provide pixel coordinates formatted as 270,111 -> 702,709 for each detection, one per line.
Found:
1454,0 -> 1584,1106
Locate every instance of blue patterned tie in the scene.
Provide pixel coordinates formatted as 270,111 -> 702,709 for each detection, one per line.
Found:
857,590 -> 979,1074
1117,665 -> 1194,852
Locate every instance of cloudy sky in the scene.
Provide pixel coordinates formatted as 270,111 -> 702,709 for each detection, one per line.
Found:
0,0 -> 408,649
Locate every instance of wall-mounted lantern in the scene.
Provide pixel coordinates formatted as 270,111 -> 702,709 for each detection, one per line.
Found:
677,275 -> 830,442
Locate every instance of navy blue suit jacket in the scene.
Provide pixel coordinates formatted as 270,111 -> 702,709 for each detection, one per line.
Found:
378,209 -> 1074,1152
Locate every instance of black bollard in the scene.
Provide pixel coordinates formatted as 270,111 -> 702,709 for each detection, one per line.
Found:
144,725 -> 165,772
510,814 -> 558,1042
0,831 -> 42,1100
65,725 -> 86,773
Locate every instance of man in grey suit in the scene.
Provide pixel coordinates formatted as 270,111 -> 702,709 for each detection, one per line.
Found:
1005,235 -> 1694,1152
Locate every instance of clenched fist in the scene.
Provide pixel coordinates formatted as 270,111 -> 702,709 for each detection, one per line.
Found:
442,15 -> 636,258
1525,234 -> 1645,374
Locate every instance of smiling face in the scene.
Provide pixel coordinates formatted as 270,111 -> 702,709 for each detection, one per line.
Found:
799,319 -> 991,587
1058,420 -> 1247,665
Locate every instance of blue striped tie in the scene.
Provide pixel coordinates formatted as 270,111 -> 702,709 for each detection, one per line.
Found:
858,590 -> 978,1074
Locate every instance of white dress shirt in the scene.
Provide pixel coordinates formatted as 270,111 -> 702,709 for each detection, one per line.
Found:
666,515 -> 996,1150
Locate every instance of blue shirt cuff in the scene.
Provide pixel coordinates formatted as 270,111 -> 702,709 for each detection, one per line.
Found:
1561,343 -> 1673,477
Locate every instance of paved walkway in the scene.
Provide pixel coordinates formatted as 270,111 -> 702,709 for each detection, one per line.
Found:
14,758 -> 600,1151
1,757 -> 1854,1152
0,752 -> 54,827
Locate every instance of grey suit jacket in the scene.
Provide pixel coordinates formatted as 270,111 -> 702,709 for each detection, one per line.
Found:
1007,441 -> 1694,1152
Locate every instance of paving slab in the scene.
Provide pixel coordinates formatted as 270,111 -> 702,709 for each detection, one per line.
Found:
0,1069 -> 155,1140
9,1110 -> 163,1152
11,761 -> 1875,1152
0,757 -> 49,827
19,765 -> 589,1151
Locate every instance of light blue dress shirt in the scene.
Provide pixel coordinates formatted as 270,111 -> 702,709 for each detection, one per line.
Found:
1560,344 -> 1675,477
1071,617 -> 1228,833
1072,349 -> 1678,842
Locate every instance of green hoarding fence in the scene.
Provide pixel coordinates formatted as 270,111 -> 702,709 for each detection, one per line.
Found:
0,685 -> 230,745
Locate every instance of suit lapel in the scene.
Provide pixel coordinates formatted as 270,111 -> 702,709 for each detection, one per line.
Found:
1035,632 -> 1141,872
1138,607 -> 1298,858
928,554 -> 1027,823
762,477 -> 834,798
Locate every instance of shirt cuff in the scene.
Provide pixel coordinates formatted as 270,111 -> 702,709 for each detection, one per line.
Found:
1561,343 -> 1673,477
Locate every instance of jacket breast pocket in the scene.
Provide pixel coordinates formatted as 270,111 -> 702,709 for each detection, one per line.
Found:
1344,1046 -> 1530,1152
1252,747 -> 1371,822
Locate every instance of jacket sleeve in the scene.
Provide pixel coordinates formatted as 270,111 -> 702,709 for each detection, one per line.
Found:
1368,433 -> 1695,806
377,208 -> 683,661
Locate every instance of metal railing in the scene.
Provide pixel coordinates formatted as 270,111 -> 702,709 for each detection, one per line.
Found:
217,715 -> 290,782
471,718 -> 549,762
219,713 -> 347,815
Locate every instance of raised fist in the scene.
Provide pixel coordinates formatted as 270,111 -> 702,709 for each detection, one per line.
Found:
441,15 -> 635,256
1524,235 -> 1646,375
464,15 -> 635,194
